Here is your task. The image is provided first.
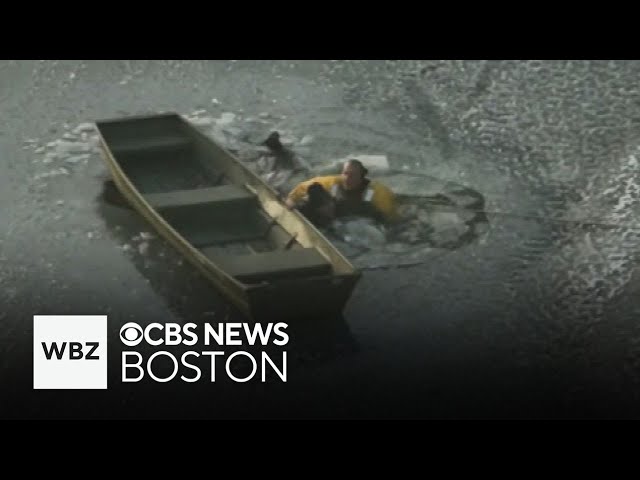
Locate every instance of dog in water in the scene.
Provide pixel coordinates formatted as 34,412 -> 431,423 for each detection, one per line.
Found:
297,182 -> 336,228
262,131 -> 300,172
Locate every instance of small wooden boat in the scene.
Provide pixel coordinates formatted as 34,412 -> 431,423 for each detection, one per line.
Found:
95,112 -> 361,322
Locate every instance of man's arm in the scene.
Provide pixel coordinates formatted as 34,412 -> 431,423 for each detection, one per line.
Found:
371,182 -> 399,223
284,177 -> 320,209
285,176 -> 337,208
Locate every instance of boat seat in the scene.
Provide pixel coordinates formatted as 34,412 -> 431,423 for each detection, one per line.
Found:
144,185 -> 256,210
110,136 -> 192,154
203,247 -> 333,282
181,220 -> 268,247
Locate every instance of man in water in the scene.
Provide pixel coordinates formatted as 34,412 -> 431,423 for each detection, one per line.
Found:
285,159 -> 398,224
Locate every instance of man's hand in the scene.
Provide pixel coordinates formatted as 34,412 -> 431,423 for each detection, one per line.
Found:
284,197 -> 296,210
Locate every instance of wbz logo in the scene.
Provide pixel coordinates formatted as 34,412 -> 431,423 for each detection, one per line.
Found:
41,341 -> 100,360
33,315 -> 107,389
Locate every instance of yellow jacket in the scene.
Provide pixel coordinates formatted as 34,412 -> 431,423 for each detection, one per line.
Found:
287,175 -> 398,223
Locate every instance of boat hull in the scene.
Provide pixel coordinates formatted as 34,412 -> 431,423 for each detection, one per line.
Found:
95,113 -> 361,322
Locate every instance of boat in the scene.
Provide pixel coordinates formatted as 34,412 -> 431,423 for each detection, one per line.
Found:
94,112 -> 361,322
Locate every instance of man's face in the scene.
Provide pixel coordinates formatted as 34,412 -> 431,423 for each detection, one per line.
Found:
342,162 -> 363,191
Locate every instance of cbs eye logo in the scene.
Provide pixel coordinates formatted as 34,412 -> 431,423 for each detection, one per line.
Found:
120,322 -> 144,347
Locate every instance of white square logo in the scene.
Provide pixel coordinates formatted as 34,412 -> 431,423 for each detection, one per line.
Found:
33,315 -> 108,389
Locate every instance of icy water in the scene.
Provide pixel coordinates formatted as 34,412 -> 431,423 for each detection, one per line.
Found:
3,60 -> 640,418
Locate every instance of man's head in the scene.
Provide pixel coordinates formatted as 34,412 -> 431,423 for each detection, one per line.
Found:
341,159 -> 368,191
